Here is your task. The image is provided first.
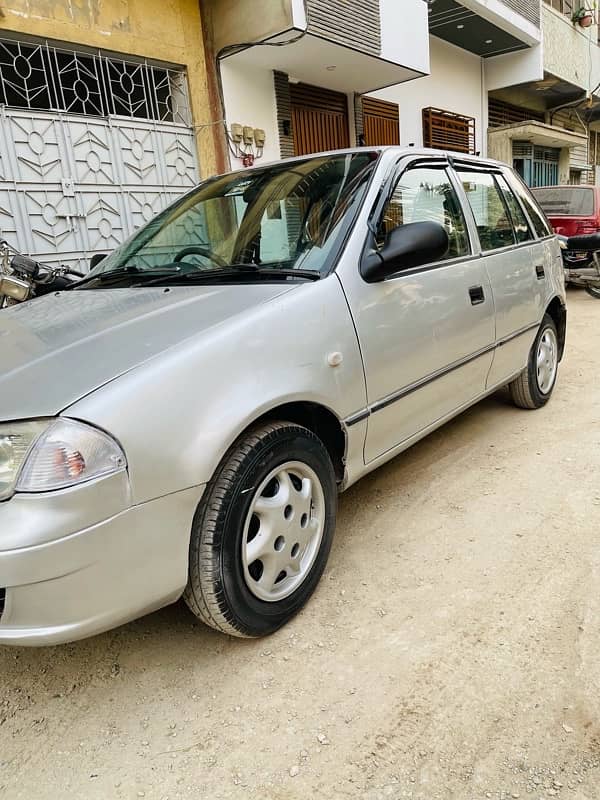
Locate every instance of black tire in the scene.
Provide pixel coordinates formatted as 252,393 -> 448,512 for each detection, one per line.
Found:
585,284 -> 600,299
509,314 -> 559,409
184,421 -> 337,637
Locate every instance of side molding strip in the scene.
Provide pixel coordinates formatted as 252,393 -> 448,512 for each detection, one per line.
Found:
344,320 -> 540,427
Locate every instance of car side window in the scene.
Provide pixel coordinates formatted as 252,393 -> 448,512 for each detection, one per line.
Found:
458,171 -> 515,252
509,178 -> 553,239
496,174 -> 533,244
377,165 -> 470,260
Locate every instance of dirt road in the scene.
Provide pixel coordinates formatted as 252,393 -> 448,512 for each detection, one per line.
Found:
2,289 -> 600,800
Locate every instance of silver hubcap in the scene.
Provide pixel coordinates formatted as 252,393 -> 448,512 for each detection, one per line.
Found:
536,327 -> 558,394
241,461 -> 325,602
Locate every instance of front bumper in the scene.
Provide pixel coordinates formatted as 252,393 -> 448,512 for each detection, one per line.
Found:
0,482 -> 202,646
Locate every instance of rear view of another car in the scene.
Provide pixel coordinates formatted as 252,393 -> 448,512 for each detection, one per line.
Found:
532,185 -> 600,236
534,184 -> 600,298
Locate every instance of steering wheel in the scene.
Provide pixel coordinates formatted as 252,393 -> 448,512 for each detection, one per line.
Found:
173,246 -> 227,268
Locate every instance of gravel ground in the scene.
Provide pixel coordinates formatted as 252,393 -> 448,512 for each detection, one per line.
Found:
2,289 -> 600,800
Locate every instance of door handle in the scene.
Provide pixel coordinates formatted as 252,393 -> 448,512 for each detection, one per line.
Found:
535,264 -> 545,279
469,285 -> 485,305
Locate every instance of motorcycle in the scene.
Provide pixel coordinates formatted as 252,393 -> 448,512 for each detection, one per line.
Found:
557,232 -> 600,300
0,239 -> 84,308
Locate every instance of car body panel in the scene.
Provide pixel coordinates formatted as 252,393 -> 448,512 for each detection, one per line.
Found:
340,247 -> 496,462
65,275 -> 367,504
0,283 -> 296,421
0,485 -> 200,645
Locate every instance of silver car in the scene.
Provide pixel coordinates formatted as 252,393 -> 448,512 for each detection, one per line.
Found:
0,148 -> 566,645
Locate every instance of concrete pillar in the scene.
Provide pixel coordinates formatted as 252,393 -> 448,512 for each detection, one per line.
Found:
488,130 -> 513,166
558,148 -> 570,184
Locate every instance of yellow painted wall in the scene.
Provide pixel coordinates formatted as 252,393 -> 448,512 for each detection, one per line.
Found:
0,0 -> 219,177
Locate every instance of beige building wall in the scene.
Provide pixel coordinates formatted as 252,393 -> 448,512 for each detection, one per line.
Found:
542,4 -> 600,94
203,0 -> 294,55
0,0 -> 220,177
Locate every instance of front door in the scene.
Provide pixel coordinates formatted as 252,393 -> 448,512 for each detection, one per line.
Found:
362,96 -> 400,146
343,160 -> 496,463
290,83 -> 350,156
512,142 -> 559,187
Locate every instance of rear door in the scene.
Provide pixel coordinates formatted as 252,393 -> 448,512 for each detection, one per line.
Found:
456,167 -> 542,388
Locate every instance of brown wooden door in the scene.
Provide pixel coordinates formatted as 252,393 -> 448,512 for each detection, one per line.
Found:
291,83 -> 350,156
362,96 -> 400,146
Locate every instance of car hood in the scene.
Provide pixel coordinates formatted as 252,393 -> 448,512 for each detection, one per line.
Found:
0,284 -> 295,421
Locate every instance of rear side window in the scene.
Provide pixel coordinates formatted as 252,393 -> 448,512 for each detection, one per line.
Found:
533,186 -> 595,217
510,178 -> 552,238
496,175 -> 533,244
458,171 -> 515,251
378,165 -> 470,260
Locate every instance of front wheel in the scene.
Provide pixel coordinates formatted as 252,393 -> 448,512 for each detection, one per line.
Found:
509,314 -> 559,409
585,284 -> 600,299
184,421 -> 337,637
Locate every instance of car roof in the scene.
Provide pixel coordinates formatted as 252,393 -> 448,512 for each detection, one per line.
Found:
256,146 -> 508,172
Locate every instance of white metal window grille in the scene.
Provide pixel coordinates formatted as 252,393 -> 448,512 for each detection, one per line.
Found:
543,0 -> 573,16
0,38 -> 191,126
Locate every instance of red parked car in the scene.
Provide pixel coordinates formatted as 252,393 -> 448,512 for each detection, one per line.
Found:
532,185 -> 600,236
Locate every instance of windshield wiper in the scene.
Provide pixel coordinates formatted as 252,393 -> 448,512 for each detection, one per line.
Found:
72,266 -> 181,289
137,265 -> 321,286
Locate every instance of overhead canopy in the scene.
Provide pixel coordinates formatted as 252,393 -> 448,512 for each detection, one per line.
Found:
489,121 -> 588,149
221,33 -> 424,95
428,0 -> 540,58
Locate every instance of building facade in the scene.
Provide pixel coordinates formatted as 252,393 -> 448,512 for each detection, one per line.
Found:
202,0 -> 430,164
207,0 -> 547,174
488,0 -> 600,187
3,0 -> 600,269
211,0 -> 600,190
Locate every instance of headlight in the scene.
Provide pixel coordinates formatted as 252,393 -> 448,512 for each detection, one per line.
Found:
0,421 -> 48,500
0,418 -> 126,500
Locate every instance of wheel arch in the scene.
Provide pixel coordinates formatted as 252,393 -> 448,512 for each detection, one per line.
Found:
248,401 -> 347,485
545,296 -> 567,361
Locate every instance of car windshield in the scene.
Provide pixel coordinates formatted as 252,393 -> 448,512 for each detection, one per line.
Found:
532,187 -> 595,217
87,152 -> 379,283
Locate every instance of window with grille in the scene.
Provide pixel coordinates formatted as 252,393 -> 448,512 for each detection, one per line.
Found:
422,107 -> 476,155
488,99 -> 545,129
543,0 -> 573,15
0,38 -> 190,125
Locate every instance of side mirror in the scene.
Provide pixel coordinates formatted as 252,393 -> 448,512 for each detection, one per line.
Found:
361,221 -> 449,282
89,253 -> 107,270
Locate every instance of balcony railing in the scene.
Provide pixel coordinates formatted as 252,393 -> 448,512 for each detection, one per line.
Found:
543,0 -> 573,14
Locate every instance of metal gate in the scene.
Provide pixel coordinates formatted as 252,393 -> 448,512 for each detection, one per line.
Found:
512,142 -> 559,187
0,38 -> 199,271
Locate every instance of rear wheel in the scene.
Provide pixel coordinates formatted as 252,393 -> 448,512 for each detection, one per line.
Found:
184,421 -> 337,637
509,314 -> 558,409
